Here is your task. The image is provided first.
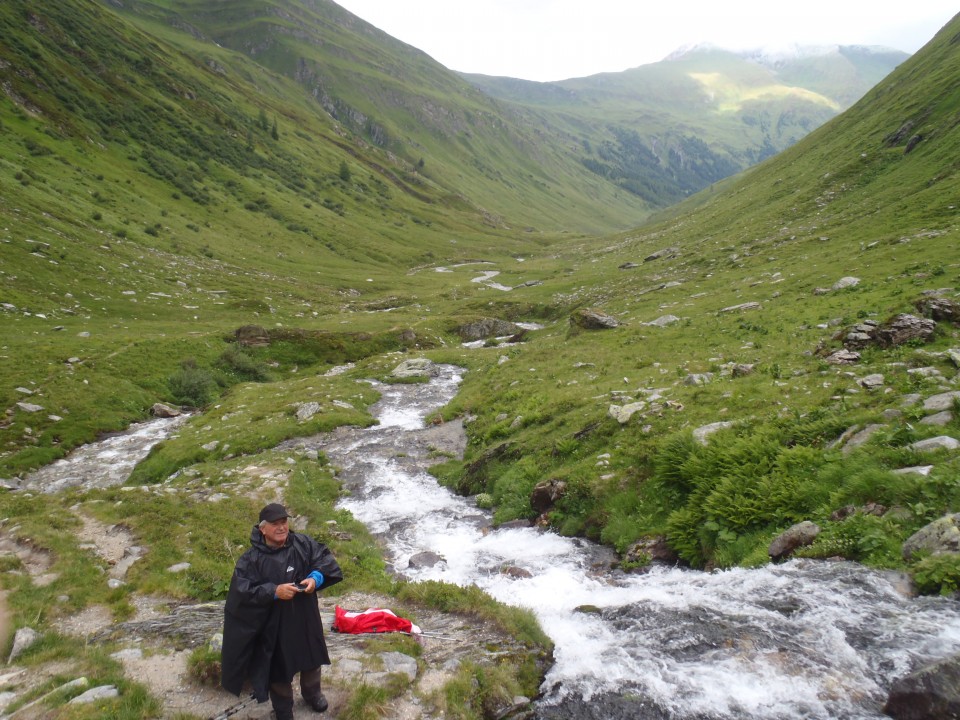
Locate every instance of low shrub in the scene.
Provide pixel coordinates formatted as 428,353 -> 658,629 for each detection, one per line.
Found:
912,553 -> 960,596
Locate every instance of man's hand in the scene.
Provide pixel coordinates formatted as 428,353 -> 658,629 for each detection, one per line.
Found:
276,578 -> 317,600
275,583 -> 302,600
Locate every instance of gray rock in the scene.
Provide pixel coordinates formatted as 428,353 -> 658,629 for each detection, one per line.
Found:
167,562 -> 191,573
826,349 -> 861,365
859,374 -> 885,390
909,436 -> 960,453
608,402 -> 646,424
832,276 -> 860,290
916,296 -> 960,323
296,402 -> 321,422
683,373 -> 714,386
719,302 -> 762,313
907,367 -> 942,379
842,424 -> 886,455
884,653 -> 960,720
644,247 -> 679,262
0,690 -> 15,711
15,402 -> 44,413
924,391 -> 960,412
623,536 -> 679,566
408,551 -> 444,569
645,315 -> 681,327
570,308 -> 620,330
8,627 -> 40,663
392,358 -> 435,378
892,465 -> 934,476
150,402 -> 181,418
902,514 -> 960,560
732,363 -> 756,377
69,685 -> 119,704
692,421 -> 733,445
110,648 -> 143,660
921,411 -> 953,426
458,318 -> 522,341
876,314 -> 937,348
769,521 -> 820,561
379,651 -> 418,681
500,566 -> 533,579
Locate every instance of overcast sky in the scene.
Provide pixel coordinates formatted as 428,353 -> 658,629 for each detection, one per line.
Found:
334,1 -> 958,81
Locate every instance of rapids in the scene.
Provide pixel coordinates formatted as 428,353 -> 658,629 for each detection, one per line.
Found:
306,364 -> 960,720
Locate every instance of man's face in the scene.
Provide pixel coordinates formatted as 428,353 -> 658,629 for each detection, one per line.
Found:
261,517 -> 289,547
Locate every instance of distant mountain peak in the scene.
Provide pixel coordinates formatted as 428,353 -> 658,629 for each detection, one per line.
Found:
663,42 -> 723,61
666,42 -> 905,66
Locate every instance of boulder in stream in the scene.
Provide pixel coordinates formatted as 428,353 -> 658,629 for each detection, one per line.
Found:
457,318 -> 522,341
391,358 -> 436,378
884,652 -> 960,720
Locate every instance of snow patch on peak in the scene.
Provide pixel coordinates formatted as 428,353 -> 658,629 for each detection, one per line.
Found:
663,42 -> 721,61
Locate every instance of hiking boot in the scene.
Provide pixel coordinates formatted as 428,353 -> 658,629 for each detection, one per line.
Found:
306,693 -> 328,713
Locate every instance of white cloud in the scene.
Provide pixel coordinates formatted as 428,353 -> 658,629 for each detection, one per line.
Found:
335,0 -> 957,81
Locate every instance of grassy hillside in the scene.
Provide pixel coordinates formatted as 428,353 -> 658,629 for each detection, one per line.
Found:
433,13 -> 960,574
103,0 -> 654,232
464,44 -> 908,205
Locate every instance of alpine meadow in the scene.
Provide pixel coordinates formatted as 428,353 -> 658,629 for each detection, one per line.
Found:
1,1 -> 959,718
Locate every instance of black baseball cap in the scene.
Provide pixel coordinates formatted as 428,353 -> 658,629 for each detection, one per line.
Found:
259,503 -> 289,523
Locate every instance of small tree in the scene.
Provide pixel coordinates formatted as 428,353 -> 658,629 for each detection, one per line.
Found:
271,118 -> 279,141
338,160 -> 351,183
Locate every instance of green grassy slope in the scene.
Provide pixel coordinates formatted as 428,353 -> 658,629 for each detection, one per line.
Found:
466,45 -> 908,205
105,0 -> 653,232
434,14 -> 959,577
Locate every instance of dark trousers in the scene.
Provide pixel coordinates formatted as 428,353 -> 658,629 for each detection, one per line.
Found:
269,667 -> 322,718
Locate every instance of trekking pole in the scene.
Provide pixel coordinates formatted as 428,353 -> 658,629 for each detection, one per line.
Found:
208,693 -> 257,720
406,630 -> 459,641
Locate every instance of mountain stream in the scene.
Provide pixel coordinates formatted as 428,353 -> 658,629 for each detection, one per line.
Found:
21,365 -> 960,719
299,364 -> 960,720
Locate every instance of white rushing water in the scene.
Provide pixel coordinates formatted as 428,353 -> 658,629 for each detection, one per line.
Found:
314,365 -> 960,719
20,413 -> 190,493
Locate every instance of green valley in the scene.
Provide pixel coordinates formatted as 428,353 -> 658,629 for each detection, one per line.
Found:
0,0 -> 958,717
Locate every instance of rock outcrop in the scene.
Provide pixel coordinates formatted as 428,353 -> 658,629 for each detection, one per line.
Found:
570,308 -> 619,330
769,521 -> 820,561
884,653 -> 960,720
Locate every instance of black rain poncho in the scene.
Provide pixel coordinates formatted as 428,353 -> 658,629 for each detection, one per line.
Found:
221,527 -> 343,701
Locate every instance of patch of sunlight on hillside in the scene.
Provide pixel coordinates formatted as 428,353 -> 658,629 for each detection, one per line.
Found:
689,72 -> 840,113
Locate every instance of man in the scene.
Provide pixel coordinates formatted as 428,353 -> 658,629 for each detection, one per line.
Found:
221,503 -> 343,719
